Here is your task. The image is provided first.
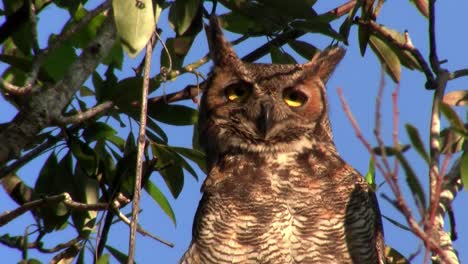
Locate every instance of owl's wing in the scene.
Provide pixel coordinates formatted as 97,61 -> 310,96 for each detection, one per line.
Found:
369,187 -> 387,264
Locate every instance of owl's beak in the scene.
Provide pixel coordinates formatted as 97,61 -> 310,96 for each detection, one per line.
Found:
257,102 -> 274,138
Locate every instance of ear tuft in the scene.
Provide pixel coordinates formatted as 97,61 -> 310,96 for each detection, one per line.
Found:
205,15 -> 240,67
305,46 -> 346,83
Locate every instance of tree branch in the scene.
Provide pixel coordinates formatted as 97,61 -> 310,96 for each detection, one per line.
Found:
54,101 -> 115,125
0,15 -> 117,165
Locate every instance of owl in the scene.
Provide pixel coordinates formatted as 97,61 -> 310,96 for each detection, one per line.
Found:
180,16 -> 385,264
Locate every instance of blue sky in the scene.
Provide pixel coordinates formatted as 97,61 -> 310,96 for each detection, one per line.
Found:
1,1 -> 467,263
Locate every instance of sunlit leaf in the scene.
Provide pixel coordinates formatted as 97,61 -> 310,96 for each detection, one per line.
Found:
440,128 -> 465,154
409,0 -> 429,17
97,254 -> 110,264
385,246 -> 411,264
369,34 -> 401,83
144,180 -> 176,225
405,124 -> 430,164
443,90 -> 468,106
113,0 -> 155,57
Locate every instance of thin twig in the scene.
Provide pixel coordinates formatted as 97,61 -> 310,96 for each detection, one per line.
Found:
128,40 -> 153,263
449,69 -> 468,80
428,0 -> 439,73
54,101 -> 114,125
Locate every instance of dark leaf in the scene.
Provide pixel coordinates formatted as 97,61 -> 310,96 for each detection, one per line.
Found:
440,128 -> 465,154
148,103 -> 198,126
42,40 -> 77,81
152,144 -> 184,198
405,124 -> 430,164
395,152 -> 427,212
270,46 -> 296,64
373,144 -> 410,156
105,245 -> 129,264
144,180 -> 176,225
290,20 -> 343,41
106,77 -> 160,111
382,215 -> 411,232
168,0 -> 201,35
338,2 -> 361,44
288,40 -> 318,60
170,146 -> 206,174
219,12 -> 264,35
147,117 -> 169,143
69,137 -> 98,176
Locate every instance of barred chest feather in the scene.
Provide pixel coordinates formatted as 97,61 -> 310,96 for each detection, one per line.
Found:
180,146 -> 381,264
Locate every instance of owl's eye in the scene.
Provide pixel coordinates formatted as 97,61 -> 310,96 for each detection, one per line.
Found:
283,89 -> 308,107
224,83 -> 250,102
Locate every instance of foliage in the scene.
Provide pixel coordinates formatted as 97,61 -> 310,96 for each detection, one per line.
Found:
0,0 -> 466,263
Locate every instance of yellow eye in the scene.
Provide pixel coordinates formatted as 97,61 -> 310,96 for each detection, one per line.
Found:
283,89 -> 307,107
225,83 -> 250,102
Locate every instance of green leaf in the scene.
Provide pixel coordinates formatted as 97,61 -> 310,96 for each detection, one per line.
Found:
369,34 -> 401,83
395,152 -> 427,212
105,245 -> 129,264
338,2 -> 360,44
66,6 -> 106,49
270,46 -> 296,64
160,36 -> 196,70
83,122 -> 117,142
461,151 -> 468,191
97,254 -> 110,264
170,146 -> 206,174
34,153 -> 71,232
168,0 -> 201,35
144,180 -> 176,225
69,138 -> 98,176
42,41 -> 77,81
288,40 -> 318,60
364,157 -> 376,190
405,124 -> 430,164
147,117 -> 168,143
373,144 -> 410,156
12,20 -> 33,55
440,128 -> 465,154
113,0 -> 155,57
152,144 -> 184,198
106,77 -> 160,110
290,20 -> 343,41
440,102 -> 467,134
219,12 -> 263,35
148,103 -> 198,126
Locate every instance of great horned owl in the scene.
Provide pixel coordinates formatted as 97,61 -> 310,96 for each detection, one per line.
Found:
180,16 -> 385,264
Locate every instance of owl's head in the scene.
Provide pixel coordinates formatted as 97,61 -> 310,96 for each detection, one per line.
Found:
198,16 -> 345,159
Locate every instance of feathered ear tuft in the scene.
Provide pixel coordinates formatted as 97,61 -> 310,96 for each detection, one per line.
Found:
305,46 -> 346,83
205,15 -> 240,68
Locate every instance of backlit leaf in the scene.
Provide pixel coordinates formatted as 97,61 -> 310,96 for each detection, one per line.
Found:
270,46 -> 296,64
113,0 -> 155,57
461,151 -> 468,191
168,0 -> 201,35
288,40 -> 318,60
148,103 -> 198,126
